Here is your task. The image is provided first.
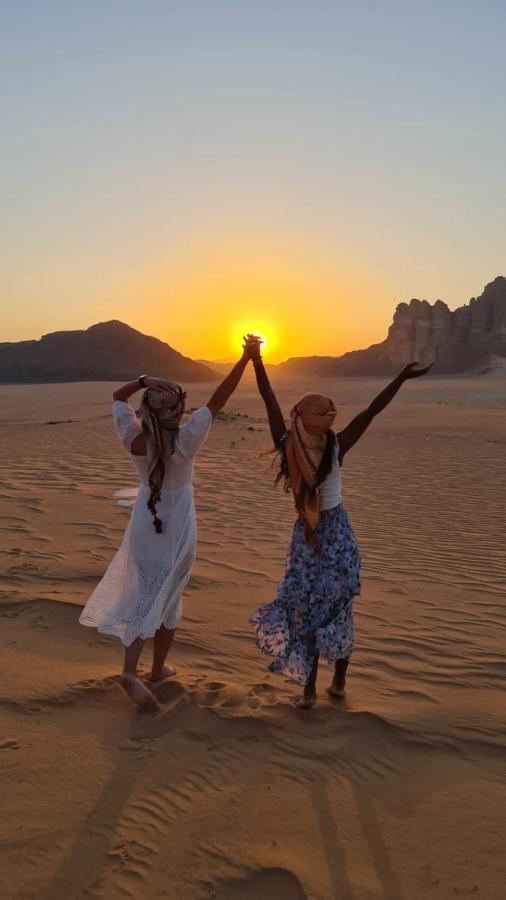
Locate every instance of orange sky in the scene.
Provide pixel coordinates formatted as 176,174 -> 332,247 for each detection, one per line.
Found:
2,5 -> 505,362
112,236 -> 393,364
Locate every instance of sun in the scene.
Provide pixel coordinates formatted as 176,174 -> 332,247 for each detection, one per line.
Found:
231,320 -> 278,359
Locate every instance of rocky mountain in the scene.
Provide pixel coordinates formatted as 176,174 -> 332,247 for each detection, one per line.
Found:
0,320 -> 219,384
277,277 -> 506,376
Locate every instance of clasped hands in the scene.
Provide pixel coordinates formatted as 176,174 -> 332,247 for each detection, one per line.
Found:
242,333 -> 263,361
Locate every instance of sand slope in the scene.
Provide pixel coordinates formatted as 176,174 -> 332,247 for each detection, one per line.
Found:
1,377 -> 505,899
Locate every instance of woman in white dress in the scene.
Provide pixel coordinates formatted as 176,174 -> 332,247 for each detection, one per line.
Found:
80,348 -> 251,708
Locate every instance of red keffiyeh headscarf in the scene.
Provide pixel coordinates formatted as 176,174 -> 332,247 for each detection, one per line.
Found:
284,393 -> 336,549
139,384 -> 186,533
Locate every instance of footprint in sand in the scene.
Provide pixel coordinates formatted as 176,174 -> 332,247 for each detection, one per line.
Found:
198,681 -> 227,707
120,737 -> 158,759
245,682 -> 280,710
0,739 -> 19,750
210,867 -> 307,899
138,679 -> 190,718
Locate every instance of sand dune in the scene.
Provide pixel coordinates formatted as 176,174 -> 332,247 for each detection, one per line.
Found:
0,377 -> 505,899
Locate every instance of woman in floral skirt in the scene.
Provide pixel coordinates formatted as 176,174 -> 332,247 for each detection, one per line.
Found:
245,336 -> 430,708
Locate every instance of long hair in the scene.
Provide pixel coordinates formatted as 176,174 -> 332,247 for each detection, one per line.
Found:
275,429 -> 336,492
139,385 -> 185,533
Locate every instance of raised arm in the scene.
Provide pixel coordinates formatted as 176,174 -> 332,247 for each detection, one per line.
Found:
337,362 -> 432,460
112,375 -> 174,403
245,337 -> 286,445
112,378 -> 144,403
206,347 -> 250,417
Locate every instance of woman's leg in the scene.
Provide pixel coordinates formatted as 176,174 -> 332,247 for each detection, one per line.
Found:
120,638 -> 158,708
149,626 -> 176,682
327,657 -> 349,698
293,652 -> 319,709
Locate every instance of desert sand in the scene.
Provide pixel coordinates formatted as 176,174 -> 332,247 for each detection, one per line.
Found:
0,374 -> 505,900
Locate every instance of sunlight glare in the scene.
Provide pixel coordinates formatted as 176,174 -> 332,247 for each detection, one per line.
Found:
232,320 -> 278,359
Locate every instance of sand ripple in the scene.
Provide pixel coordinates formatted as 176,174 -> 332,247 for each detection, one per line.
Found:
0,380 -> 505,899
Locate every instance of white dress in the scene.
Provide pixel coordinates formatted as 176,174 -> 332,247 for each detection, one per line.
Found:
79,401 -> 213,646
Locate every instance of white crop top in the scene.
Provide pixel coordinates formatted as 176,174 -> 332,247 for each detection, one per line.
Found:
318,441 -> 342,511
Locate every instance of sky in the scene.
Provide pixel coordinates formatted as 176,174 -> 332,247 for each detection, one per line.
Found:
1,0 -> 505,362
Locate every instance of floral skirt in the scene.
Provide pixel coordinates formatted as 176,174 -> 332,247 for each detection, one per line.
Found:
250,505 -> 361,685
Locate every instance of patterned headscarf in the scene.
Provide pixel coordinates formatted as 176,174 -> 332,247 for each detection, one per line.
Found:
139,383 -> 186,533
284,393 -> 336,549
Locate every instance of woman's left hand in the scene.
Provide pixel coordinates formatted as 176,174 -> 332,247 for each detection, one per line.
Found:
145,376 -> 173,390
400,362 -> 433,380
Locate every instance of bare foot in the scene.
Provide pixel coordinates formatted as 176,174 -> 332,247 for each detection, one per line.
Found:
327,683 -> 346,699
120,674 -> 159,709
147,665 -> 177,684
292,693 -> 317,709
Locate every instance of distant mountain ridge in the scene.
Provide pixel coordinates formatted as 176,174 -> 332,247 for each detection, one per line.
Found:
276,276 -> 506,376
0,320 -> 219,384
3,277 -> 505,383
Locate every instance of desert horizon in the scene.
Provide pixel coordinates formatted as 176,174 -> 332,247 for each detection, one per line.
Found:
2,2 -> 505,899
2,274 -> 506,384
1,374 -> 505,898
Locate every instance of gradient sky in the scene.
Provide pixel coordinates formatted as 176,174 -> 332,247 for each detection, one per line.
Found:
2,1 -> 505,362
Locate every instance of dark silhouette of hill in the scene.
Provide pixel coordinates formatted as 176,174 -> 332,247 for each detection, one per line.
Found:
0,321 -> 219,384
275,277 -> 506,376
4,277 -> 505,383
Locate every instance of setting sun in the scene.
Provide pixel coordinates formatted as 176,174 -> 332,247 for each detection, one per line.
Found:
231,320 -> 279,359
1,5 -> 505,894
113,235 -> 391,365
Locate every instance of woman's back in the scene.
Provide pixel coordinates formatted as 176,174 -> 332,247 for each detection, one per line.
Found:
113,401 -> 212,490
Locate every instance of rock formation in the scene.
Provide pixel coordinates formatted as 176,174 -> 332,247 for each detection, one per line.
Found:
277,276 -> 506,376
0,320 -> 219,384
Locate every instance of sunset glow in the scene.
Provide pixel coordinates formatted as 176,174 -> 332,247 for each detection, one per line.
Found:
110,235 -> 392,364
0,5 -> 504,893
2,4 -> 505,365
232,321 -> 277,359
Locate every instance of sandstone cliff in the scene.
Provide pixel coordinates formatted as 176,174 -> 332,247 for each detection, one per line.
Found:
277,276 -> 506,376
